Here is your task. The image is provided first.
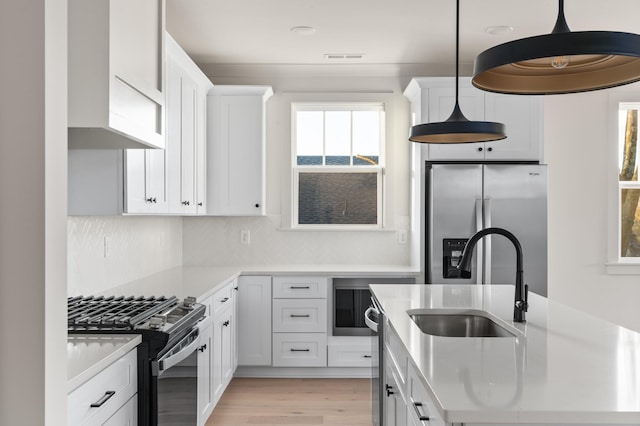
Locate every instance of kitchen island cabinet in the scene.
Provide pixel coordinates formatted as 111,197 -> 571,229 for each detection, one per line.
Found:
370,284 -> 640,425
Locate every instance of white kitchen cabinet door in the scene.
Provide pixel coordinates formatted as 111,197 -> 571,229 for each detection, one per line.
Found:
166,33 -> 211,215
484,93 -> 543,161
212,304 -> 234,404
207,86 -> 273,216
124,148 -> 168,214
166,59 -> 197,214
403,77 -> 543,162
384,352 -> 407,426
426,84 -> 486,162
68,0 -> 165,149
238,276 -> 272,366
197,319 -> 214,426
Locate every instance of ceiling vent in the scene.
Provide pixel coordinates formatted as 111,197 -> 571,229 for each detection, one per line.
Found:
324,53 -> 365,60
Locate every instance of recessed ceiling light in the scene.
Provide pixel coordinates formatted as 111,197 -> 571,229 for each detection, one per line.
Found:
324,53 -> 365,60
485,25 -> 514,36
290,26 -> 316,36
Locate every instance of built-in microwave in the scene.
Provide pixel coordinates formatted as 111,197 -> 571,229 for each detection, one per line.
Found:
332,277 -> 415,336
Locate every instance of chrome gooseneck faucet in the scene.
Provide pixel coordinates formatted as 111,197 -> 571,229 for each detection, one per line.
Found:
453,227 -> 529,323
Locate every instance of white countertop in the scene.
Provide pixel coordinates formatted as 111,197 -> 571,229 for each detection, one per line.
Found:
370,284 -> 640,424
67,334 -> 141,393
98,265 -> 419,302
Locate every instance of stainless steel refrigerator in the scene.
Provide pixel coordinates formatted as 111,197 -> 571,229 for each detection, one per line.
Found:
426,163 -> 547,296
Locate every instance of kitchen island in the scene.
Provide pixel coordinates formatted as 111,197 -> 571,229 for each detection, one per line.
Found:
370,284 -> 640,425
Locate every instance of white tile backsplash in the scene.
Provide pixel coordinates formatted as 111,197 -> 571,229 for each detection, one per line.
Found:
182,215 -> 410,266
68,216 -> 182,296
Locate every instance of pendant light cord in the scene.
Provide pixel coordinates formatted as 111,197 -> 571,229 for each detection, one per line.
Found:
455,0 -> 460,106
552,0 -> 570,33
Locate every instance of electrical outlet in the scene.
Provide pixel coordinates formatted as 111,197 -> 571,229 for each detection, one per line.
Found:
240,229 -> 250,245
397,230 -> 408,245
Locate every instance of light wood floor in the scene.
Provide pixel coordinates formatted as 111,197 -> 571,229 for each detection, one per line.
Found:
205,378 -> 372,426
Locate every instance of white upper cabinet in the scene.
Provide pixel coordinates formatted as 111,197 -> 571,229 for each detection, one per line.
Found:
165,33 -> 212,215
206,86 -> 273,216
68,0 -> 166,149
404,77 -> 543,162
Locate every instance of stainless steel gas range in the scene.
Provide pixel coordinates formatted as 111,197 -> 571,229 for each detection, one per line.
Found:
67,295 -> 206,426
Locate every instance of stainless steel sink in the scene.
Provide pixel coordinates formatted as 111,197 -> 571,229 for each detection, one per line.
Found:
408,309 -> 517,338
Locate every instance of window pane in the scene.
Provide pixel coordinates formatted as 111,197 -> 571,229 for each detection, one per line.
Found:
298,172 -> 378,225
621,188 -> 640,257
297,111 -> 323,165
352,111 -> 380,165
325,111 -> 351,165
619,109 -> 639,182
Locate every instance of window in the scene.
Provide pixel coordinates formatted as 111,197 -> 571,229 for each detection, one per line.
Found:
618,103 -> 640,259
292,103 -> 384,228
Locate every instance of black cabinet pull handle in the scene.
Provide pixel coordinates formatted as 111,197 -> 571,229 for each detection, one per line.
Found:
223,320 -> 230,327
198,344 -> 207,352
198,202 -> 203,206
290,348 -> 310,352
234,287 -> 238,291
290,286 -> 310,289
412,400 -> 430,421
90,391 -> 116,408
290,314 -> 310,318
255,203 -> 260,208
220,297 -> 229,303
477,147 -> 483,152
363,355 -> 372,358
385,384 -> 394,397
487,147 -> 493,152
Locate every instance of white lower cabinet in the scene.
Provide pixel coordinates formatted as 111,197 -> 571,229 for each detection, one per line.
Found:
210,279 -> 237,406
68,348 -> 137,426
327,339 -> 373,368
271,275 -> 328,367
237,275 -> 272,366
197,318 -> 214,425
272,333 -> 328,367
406,362 -> 445,426
384,352 -> 407,426
198,278 -> 237,425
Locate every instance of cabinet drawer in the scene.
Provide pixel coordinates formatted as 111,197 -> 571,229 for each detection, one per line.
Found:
103,395 -> 137,426
211,281 -> 235,315
272,276 -> 328,298
328,343 -> 373,368
385,326 -> 408,389
272,333 -> 327,367
68,348 -> 137,426
273,299 -> 327,333
407,363 -> 445,426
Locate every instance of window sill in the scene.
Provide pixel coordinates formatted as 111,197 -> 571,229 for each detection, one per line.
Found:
605,262 -> 640,275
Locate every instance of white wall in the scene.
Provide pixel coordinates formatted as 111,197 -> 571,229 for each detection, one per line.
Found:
67,216 -> 183,295
0,0 -> 68,424
182,64 -> 440,267
545,81 -> 640,332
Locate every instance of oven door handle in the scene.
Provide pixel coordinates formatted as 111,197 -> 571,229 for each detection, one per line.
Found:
364,306 -> 379,333
158,325 -> 201,373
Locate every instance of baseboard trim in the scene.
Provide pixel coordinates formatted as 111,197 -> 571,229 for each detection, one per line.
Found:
234,366 -> 372,378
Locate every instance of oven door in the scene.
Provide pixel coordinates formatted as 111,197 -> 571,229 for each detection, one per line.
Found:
156,325 -> 202,426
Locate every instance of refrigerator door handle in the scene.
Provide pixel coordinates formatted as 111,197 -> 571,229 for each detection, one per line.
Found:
483,198 -> 492,285
475,199 -> 484,285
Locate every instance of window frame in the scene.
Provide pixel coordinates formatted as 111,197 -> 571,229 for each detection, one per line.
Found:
291,102 -> 386,230
607,94 -> 640,274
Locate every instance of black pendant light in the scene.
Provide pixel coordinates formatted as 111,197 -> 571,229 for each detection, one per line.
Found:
473,0 -> 640,95
409,0 -> 506,144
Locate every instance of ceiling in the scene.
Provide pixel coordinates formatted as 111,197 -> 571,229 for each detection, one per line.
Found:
166,0 -> 640,69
